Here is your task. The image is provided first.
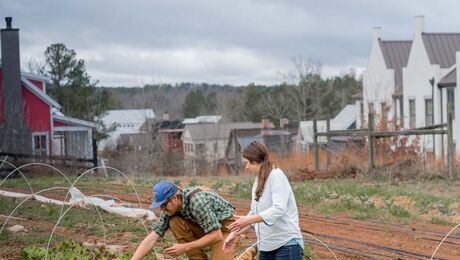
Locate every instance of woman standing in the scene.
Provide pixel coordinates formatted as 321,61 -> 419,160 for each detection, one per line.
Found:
224,141 -> 304,259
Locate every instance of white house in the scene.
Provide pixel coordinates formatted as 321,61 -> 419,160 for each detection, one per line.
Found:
98,109 -> 155,150
182,122 -> 271,175
297,104 -> 357,152
359,27 -> 412,129
361,15 -> 460,157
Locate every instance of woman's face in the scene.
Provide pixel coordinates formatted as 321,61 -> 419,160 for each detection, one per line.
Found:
242,157 -> 261,174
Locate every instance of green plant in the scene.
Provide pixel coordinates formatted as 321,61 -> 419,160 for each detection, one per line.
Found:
430,216 -> 452,226
304,243 -> 315,259
21,240 -> 91,260
229,181 -> 252,199
189,178 -> 199,187
20,239 -> 145,260
388,205 -> 410,218
0,229 -> 10,242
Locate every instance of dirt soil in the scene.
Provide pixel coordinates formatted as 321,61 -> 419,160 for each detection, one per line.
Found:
2,187 -> 460,259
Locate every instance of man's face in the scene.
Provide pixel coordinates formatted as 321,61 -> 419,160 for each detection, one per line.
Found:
162,195 -> 182,216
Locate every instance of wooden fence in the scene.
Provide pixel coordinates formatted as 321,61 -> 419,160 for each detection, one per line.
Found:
313,107 -> 456,180
0,152 -> 98,175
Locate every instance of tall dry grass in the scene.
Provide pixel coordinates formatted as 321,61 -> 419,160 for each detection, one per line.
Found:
273,109 -> 457,181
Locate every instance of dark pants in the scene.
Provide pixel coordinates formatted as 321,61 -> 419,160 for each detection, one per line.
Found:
259,244 -> 303,260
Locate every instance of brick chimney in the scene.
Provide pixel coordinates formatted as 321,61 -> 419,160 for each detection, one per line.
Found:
260,116 -> 272,136
261,116 -> 271,129
280,116 -> 289,128
0,17 -> 32,154
1,17 -> 23,124
162,111 -> 170,121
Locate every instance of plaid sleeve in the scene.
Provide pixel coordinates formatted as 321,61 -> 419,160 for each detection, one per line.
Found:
151,212 -> 170,237
190,195 -> 222,233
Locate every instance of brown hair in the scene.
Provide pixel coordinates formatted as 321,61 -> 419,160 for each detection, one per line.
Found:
242,141 -> 273,201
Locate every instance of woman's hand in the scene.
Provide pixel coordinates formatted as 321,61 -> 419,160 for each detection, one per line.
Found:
223,232 -> 237,253
227,216 -> 253,232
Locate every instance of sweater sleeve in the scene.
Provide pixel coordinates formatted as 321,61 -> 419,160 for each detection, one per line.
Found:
258,170 -> 289,225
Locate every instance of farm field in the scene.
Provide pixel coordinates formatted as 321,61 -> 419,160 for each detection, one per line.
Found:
2,174 -> 460,259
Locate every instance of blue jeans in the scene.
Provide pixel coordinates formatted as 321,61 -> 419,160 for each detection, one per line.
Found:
259,244 -> 304,260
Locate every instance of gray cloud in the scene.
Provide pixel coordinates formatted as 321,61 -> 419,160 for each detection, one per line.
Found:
1,0 -> 459,86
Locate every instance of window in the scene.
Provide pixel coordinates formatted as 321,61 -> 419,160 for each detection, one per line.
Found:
381,102 -> 387,120
447,88 -> 455,120
196,143 -> 205,156
409,99 -> 416,129
425,98 -> 433,126
399,98 -> 404,120
185,143 -> 194,152
368,102 -> 374,113
32,133 -> 48,155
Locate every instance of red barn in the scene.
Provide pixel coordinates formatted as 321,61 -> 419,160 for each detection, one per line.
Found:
0,17 -> 97,161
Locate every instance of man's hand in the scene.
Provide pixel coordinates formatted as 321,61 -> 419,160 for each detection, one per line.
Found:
131,231 -> 159,260
223,231 -> 237,253
164,243 -> 189,257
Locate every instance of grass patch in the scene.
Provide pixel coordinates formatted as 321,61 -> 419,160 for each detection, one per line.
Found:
304,243 -> 315,259
318,200 -> 380,219
290,179 -> 460,222
229,181 -> 252,199
430,216 -> 452,226
0,196 -> 150,238
388,205 -> 411,218
0,224 -> 62,247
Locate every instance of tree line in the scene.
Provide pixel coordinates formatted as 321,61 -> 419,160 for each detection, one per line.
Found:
109,65 -> 362,127
28,44 -> 362,130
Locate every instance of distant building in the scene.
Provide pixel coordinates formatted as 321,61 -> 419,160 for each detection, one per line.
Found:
98,109 -> 155,150
297,104 -> 357,153
182,122 -> 270,175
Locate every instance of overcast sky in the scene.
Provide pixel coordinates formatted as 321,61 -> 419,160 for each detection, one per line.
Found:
1,0 -> 459,87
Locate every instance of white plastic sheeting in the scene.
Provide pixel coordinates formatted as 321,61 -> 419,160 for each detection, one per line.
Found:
0,187 -> 157,221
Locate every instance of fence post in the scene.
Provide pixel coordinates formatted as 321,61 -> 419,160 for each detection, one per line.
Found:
368,113 -> 375,178
233,129 -> 240,175
447,104 -> 454,180
326,118 -> 331,169
313,119 -> 319,171
92,137 -> 98,169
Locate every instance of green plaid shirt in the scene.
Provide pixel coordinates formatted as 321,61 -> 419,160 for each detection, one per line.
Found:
151,187 -> 235,237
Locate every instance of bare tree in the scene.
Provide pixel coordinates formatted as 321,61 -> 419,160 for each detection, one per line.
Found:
258,88 -> 290,127
285,56 -> 324,120
24,56 -> 45,75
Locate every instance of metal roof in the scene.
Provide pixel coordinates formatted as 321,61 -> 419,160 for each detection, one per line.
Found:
183,123 -> 231,141
183,122 -> 271,141
379,40 -> 412,95
438,68 -> 456,88
422,33 -> 460,68
100,109 -> 155,126
182,115 -> 222,124
53,114 -> 98,128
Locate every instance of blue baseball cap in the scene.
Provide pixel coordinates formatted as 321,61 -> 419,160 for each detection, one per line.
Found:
149,181 -> 177,209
